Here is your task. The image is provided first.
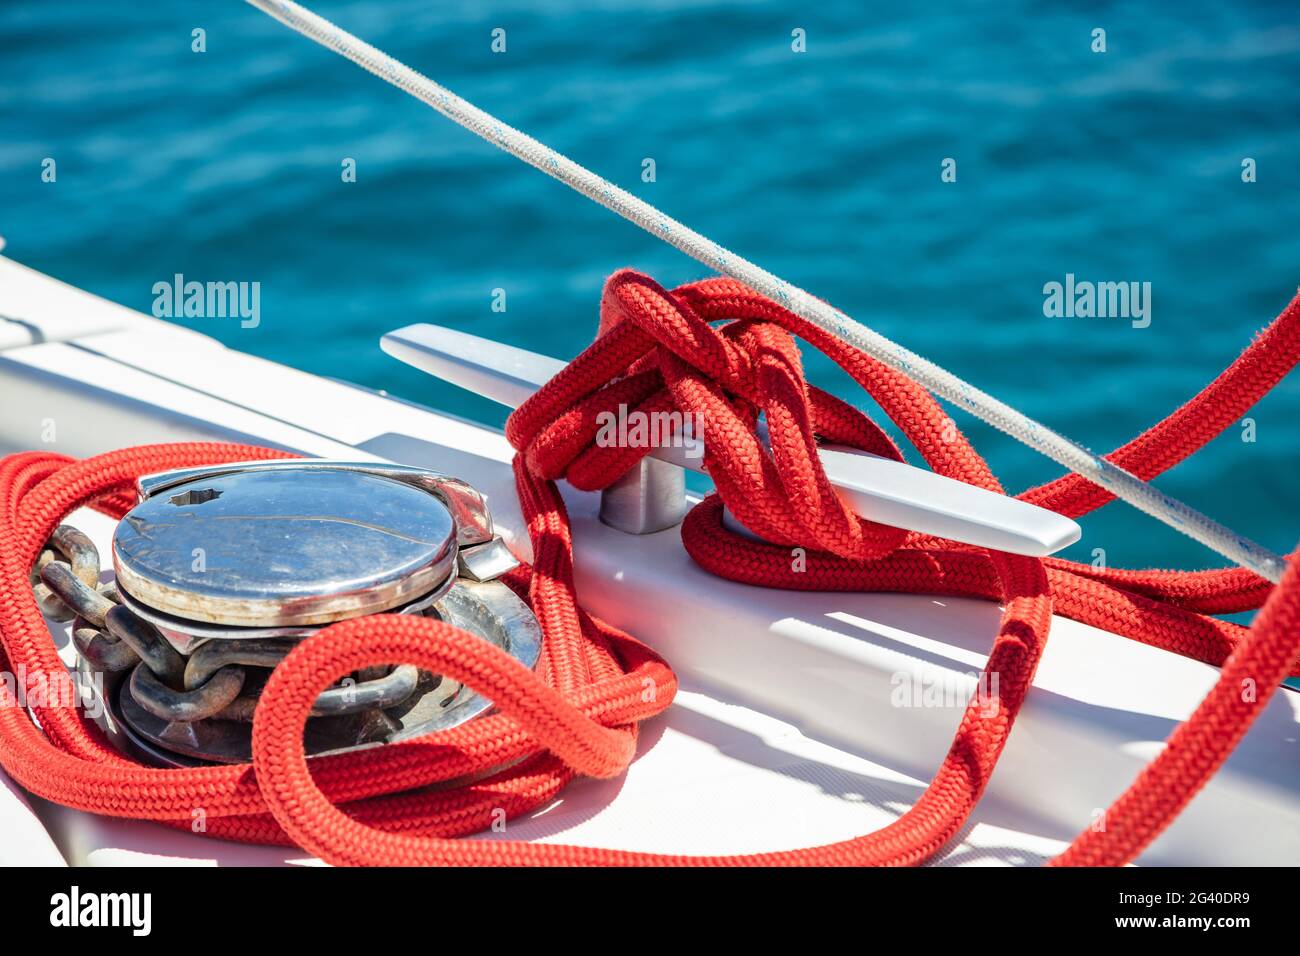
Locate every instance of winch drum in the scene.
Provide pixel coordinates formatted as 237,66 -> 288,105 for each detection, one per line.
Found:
38,461 -> 540,766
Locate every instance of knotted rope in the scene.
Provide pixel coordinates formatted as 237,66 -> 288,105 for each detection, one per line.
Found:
2,271 -> 1297,865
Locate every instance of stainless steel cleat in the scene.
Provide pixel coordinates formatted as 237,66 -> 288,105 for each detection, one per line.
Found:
381,323 -> 1082,556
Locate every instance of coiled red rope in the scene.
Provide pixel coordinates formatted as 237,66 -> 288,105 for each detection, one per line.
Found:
1,270 -> 1298,866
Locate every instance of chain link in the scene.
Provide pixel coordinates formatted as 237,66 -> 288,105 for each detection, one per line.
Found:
36,524 -> 423,728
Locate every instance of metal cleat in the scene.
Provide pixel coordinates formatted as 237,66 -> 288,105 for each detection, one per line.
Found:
381,323 -> 1082,556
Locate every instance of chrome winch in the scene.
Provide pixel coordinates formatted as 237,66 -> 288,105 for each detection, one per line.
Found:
35,460 -> 540,766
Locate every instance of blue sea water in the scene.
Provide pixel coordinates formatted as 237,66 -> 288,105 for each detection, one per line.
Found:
2,0 -> 1299,575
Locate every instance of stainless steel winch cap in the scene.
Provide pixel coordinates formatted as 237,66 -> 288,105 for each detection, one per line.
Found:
112,467 -> 459,627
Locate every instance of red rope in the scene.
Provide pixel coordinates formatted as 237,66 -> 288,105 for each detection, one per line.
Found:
1,270 -> 1298,866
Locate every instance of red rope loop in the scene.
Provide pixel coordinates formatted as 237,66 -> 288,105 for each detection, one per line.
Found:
509,270 -> 914,560
1,272 -> 1299,866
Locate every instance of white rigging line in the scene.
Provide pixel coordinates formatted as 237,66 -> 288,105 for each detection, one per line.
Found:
247,0 -> 1290,584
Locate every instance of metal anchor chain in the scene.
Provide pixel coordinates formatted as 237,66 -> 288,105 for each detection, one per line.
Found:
30,463 -> 541,766
36,529 -> 141,674
37,524 -> 426,738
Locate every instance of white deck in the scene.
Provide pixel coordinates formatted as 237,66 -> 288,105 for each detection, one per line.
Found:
1,253 -> 1297,866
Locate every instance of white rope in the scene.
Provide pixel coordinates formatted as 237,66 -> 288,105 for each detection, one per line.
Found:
247,0 -> 1289,583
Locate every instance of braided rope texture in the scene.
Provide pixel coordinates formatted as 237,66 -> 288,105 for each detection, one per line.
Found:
1,271 -> 1298,865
